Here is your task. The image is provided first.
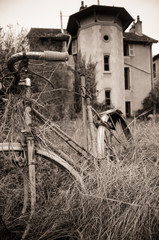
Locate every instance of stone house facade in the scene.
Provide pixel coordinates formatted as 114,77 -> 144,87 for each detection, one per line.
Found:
123,17 -> 157,116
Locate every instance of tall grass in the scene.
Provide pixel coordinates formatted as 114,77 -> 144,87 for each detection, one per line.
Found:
0,120 -> 159,240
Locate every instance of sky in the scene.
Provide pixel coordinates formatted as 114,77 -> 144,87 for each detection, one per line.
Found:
0,0 -> 159,55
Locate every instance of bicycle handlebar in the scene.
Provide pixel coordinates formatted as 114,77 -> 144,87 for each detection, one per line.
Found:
6,51 -> 69,91
7,51 -> 69,73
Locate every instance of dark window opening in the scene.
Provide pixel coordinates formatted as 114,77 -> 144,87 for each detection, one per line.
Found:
105,90 -> 111,107
124,67 -> 130,89
125,101 -> 131,117
124,43 -> 129,56
104,55 -> 109,71
153,63 -> 156,78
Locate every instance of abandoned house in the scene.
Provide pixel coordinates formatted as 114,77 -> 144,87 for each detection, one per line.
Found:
27,3 -> 158,117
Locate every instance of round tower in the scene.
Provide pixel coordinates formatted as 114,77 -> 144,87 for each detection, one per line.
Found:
67,4 -> 133,114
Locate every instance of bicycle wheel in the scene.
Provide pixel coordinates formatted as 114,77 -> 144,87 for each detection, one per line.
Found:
0,142 -> 83,184
97,109 -> 132,160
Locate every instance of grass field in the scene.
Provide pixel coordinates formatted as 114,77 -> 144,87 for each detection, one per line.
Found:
0,120 -> 159,240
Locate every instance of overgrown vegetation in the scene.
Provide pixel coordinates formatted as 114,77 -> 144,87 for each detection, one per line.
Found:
136,81 -> 159,117
0,24 -> 29,90
74,52 -> 96,113
0,25 -> 159,240
0,113 -> 159,239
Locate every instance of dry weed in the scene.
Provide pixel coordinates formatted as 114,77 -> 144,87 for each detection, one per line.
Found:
0,117 -> 159,240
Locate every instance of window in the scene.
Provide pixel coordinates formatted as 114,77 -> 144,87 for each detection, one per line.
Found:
125,101 -> 131,117
104,55 -> 110,71
124,43 -> 134,56
153,63 -> 156,78
124,67 -> 130,90
124,43 -> 129,56
105,90 -> 111,107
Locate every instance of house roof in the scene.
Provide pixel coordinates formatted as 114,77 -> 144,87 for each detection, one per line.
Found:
123,32 -> 158,44
153,54 -> 159,61
27,28 -> 69,41
67,5 -> 134,35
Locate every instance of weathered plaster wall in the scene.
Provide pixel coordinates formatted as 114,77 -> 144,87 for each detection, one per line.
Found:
124,44 -> 152,115
77,21 -> 125,113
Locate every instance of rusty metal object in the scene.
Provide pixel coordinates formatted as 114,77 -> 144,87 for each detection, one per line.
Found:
7,51 -> 69,91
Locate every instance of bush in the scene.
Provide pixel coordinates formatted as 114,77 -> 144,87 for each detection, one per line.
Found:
136,81 -> 159,117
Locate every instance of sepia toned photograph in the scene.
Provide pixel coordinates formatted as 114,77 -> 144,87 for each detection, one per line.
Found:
0,0 -> 159,239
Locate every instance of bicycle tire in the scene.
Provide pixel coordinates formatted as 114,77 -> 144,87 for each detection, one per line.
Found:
0,142 -> 82,184
97,110 -> 132,160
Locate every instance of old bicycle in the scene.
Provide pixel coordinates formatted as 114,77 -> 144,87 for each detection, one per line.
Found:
0,37 -> 131,239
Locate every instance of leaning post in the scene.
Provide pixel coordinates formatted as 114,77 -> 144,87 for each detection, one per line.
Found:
80,73 -> 88,150
86,96 -> 97,157
80,72 -> 96,157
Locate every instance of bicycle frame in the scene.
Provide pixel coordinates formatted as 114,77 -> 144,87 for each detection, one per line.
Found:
1,48 -> 86,240
1,41 -> 132,239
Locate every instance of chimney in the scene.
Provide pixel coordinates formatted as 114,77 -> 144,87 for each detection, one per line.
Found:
79,1 -> 87,11
80,1 -> 85,11
135,15 -> 142,35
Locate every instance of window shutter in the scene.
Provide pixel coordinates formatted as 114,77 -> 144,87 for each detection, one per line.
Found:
129,44 -> 134,56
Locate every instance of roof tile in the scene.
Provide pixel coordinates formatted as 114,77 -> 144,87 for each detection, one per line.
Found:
123,32 -> 158,43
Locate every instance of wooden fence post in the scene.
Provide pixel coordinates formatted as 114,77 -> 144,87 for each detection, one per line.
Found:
86,97 -> 97,157
81,75 -> 88,150
81,74 -> 96,157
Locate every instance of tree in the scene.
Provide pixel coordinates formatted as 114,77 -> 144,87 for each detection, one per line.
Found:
0,24 -> 29,90
136,81 -> 159,117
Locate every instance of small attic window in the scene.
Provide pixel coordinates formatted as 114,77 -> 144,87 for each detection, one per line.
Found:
103,35 -> 109,41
